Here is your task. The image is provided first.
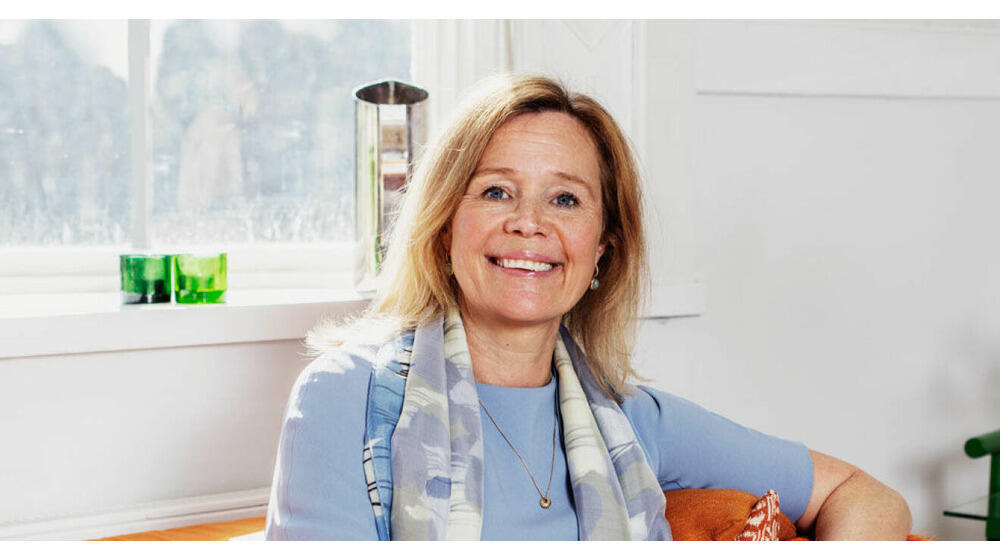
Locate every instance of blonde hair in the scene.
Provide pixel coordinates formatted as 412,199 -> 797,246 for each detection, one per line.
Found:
310,74 -> 648,399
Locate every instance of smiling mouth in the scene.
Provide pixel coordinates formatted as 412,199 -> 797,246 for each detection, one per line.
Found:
488,257 -> 558,272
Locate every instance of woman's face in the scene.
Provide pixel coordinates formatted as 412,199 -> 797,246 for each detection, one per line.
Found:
445,111 -> 606,331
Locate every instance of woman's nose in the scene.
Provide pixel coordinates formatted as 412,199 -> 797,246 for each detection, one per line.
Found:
504,199 -> 548,237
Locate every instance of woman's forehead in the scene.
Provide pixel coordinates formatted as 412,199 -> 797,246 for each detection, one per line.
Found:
476,112 -> 601,188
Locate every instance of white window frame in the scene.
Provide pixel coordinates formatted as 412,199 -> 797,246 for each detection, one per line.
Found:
0,19 -> 423,296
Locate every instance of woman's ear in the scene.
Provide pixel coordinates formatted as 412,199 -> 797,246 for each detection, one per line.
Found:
595,237 -> 608,267
440,224 -> 451,251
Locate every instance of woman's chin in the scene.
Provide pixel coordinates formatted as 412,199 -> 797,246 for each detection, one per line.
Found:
458,282 -> 578,329
473,302 -> 568,330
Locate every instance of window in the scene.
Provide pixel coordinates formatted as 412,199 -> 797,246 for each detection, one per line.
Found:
0,20 -> 129,246
0,19 -> 412,293
149,20 -> 410,246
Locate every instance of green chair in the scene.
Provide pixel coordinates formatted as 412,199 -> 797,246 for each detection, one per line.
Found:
944,429 -> 1000,540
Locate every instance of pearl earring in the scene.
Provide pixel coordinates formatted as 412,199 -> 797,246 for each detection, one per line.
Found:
590,265 -> 600,290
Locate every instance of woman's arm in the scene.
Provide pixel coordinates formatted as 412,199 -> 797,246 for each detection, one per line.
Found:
265,352 -> 379,540
795,450 -> 912,540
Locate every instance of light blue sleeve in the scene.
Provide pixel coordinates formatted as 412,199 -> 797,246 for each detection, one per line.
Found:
622,385 -> 814,523
265,350 -> 378,540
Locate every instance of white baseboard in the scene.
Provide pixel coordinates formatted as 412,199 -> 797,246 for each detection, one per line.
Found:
0,487 -> 269,541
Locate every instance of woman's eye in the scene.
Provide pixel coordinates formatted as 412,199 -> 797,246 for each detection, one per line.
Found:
554,193 -> 579,207
483,186 -> 508,200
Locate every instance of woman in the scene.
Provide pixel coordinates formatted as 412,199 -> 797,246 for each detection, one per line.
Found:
265,75 -> 912,540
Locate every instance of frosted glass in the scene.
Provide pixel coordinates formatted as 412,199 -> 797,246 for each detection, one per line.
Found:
0,20 -> 130,246
148,20 -> 411,246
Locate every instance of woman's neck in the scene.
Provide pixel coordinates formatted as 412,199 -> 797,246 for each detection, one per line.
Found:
458,307 -> 560,388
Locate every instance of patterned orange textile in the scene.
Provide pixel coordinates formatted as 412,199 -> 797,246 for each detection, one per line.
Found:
734,490 -> 789,540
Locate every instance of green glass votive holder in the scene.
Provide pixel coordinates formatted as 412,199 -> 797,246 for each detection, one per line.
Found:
120,254 -> 174,304
174,253 -> 227,304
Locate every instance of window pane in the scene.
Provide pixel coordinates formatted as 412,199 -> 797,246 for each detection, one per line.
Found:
0,20 -> 130,246
149,20 -> 411,245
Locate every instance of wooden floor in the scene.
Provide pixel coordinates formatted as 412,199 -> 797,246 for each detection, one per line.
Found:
95,517 -> 266,541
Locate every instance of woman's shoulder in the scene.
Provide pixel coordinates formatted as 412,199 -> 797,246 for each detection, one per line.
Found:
296,316 -> 408,386
619,383 -> 677,419
618,384 -> 738,452
619,384 -> 736,432
285,343 -> 378,413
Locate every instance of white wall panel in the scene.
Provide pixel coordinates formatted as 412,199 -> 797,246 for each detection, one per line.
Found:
510,20 -> 643,154
697,20 -> 1000,98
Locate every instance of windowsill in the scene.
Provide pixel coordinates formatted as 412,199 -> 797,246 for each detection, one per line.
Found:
0,289 -> 371,359
0,282 -> 704,360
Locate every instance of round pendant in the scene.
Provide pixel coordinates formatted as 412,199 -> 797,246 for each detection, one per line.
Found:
539,497 -> 551,509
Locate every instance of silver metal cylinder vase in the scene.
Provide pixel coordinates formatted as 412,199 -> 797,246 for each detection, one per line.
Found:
353,79 -> 429,293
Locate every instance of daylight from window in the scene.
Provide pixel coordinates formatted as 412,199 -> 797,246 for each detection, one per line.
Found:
0,19 -> 411,248
0,20 -> 129,245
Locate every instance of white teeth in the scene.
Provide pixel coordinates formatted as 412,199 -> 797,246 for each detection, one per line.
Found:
498,258 -> 554,272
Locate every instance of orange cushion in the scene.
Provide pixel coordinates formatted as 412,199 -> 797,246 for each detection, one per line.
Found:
664,488 -> 930,541
664,488 -> 796,541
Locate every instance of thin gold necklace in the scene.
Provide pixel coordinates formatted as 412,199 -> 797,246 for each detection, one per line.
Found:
478,392 -> 558,509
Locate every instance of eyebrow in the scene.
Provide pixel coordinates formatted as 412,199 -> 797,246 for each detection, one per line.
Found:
471,166 -> 596,190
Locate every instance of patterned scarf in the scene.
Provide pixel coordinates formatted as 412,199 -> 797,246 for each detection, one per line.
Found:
387,309 -> 669,540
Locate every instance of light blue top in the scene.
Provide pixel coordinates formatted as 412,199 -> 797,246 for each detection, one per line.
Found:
265,355 -> 813,540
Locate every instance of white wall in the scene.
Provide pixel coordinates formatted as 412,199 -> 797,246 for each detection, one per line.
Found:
0,294 -> 365,540
2,20 -> 998,540
631,20 -> 1000,540
0,339 -> 309,539
0,340 -> 303,520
